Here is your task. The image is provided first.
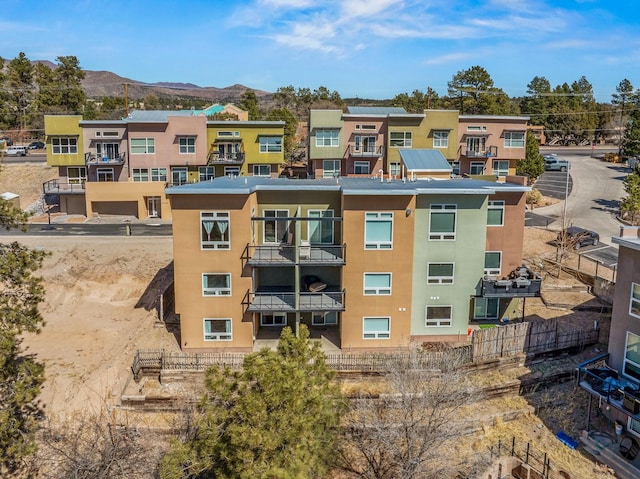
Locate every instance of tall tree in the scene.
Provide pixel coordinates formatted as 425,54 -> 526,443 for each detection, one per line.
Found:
54,56 -> 86,114
265,107 -> 298,163
445,66 -> 513,115
620,170 -> 640,224
160,326 -> 344,479
239,89 -> 260,120
516,131 -> 545,180
6,52 -> 35,131
612,79 -> 636,154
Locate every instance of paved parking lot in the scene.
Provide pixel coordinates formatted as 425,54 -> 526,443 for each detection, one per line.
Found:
533,170 -> 573,200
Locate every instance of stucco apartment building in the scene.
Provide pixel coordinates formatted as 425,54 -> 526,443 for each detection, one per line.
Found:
167,173 -> 533,353
43,110 -> 284,219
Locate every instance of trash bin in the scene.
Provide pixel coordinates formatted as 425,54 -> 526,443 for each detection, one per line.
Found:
615,421 -> 623,438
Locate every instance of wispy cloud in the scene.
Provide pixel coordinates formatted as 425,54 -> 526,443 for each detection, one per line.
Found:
424,52 -> 472,66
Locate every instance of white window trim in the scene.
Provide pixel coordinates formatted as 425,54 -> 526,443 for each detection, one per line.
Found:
52,136 -> 78,154
202,273 -> 232,296
201,211 -> 230,250
96,167 -> 114,182
308,209 -> 334,244
427,263 -> 454,284
354,161 -> 370,175
363,317 -> 391,339
389,162 -> 401,176
130,137 -> 155,154
224,166 -> 240,176
425,305 -> 453,327
315,129 -> 339,147
433,130 -> 449,148
470,161 -> 485,175
504,131 -> 525,148
492,160 -> 509,177
484,251 -> 502,276
389,131 -> 413,148
261,312 -> 287,326
488,200 -> 505,227
364,212 -> 393,250
623,331 -> 640,383
259,136 -> 282,153
429,204 -> 456,241
132,168 -> 149,182
263,209 -> 289,245
203,318 -> 232,341
179,136 -> 196,154
630,283 -> 640,319
363,272 -> 392,295
198,166 -> 215,182
253,164 -> 271,177
323,159 -> 341,178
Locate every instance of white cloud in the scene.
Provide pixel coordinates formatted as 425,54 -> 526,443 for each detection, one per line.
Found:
424,52 -> 471,65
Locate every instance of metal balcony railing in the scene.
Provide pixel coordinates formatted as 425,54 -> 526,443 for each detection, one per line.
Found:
245,244 -> 346,266
245,289 -> 346,312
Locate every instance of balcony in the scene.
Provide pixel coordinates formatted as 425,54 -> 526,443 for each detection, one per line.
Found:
244,244 -> 346,266
245,289 -> 346,313
43,179 -> 86,195
346,145 -> 385,158
464,145 -> 498,158
207,152 -> 245,165
481,266 -> 542,298
85,152 -> 126,166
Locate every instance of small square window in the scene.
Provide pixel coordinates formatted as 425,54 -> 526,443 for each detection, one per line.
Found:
363,273 -> 392,295
484,251 -> 502,276
202,273 -> 231,296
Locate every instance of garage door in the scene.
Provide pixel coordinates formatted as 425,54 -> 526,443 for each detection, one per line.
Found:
91,201 -> 138,217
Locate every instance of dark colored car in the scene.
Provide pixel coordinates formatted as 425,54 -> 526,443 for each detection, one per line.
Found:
28,141 -> 45,150
556,226 -> 599,250
1,136 -> 12,147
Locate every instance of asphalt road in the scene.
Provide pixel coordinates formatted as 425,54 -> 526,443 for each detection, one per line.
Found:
2,152 -> 47,164
0,223 -> 172,236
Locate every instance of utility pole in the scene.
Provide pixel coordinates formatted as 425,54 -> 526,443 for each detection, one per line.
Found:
427,87 -> 431,110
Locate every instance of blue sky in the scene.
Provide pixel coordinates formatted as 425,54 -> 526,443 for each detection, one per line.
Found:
2,0 -> 639,102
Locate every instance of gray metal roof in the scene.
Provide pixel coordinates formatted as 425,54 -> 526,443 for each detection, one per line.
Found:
399,149 -> 452,172
125,110 -> 198,122
166,175 -> 529,197
346,106 -> 408,115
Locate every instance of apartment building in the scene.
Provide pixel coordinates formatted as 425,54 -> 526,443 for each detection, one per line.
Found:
167,174 -> 532,353
43,111 -> 284,219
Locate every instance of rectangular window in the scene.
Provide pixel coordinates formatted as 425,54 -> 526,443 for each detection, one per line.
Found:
631,283 -> 640,318
487,200 -> 505,226
484,251 -> 502,276
356,124 -> 376,130
624,332 -> 640,382
179,137 -> 196,154
199,166 -> 215,182
470,161 -> 485,175
316,129 -> 339,147
259,136 -> 282,153
429,205 -> 456,240
474,297 -> 499,319
253,164 -> 271,177
52,137 -> 78,154
427,263 -> 454,284
217,131 -> 239,138
96,167 -> 114,182
363,273 -> 392,295
492,160 -> 509,177
363,317 -> 390,339
450,161 -> 460,176
365,212 -> 393,249
132,168 -> 149,182
355,136 -> 376,153
467,136 -> 486,154
629,417 -> 640,439
201,212 -> 230,249
308,210 -> 333,244
323,160 -> 341,178
354,161 -> 370,175
96,142 -> 120,160
130,138 -> 155,154
202,273 -> 231,296
172,167 -> 188,186
390,131 -> 412,148
312,312 -> 338,326
224,166 -> 240,176
204,318 -> 232,341
425,306 -> 452,327
504,131 -> 525,148
264,210 -> 289,244
433,130 -> 449,148
67,166 -> 86,185
261,312 -> 286,326
389,162 -> 401,176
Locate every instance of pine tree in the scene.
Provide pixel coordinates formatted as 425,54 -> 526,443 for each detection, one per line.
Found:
516,131 -> 545,180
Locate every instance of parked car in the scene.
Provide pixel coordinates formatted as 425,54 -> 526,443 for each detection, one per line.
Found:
0,136 -> 12,147
5,146 -> 27,157
556,226 -> 599,250
544,157 -> 569,172
27,141 -> 45,150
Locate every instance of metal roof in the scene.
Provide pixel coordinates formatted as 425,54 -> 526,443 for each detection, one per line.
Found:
399,149 -> 452,172
125,110 -> 198,122
346,106 -> 408,115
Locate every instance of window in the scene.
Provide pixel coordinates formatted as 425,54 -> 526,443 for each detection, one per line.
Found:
365,212 -> 393,249
630,283 -> 640,318
67,166 -> 86,185
96,168 -> 114,182
312,312 -> 337,326
364,273 -> 391,295
199,166 -> 215,182
470,162 -> 485,175
225,166 -> 240,176
96,142 -> 119,159
52,137 -> 78,154
433,130 -> 449,148
202,273 -> 231,296
425,306 -> 452,327
429,205 -> 456,240
259,136 -> 282,153
133,168 -> 149,182
504,131 -> 525,148
179,136 -> 196,154
474,298 -> 499,319
135,168 -> 167,182
355,136 -> 376,153
217,131 -> 239,137
172,167 -> 188,186
487,200 -> 505,226
261,312 -> 286,326
467,125 -> 486,131
467,136 -> 486,154
253,164 -> 271,177
389,162 -> 401,176
201,212 -> 230,249
356,124 -> 376,130
484,251 -> 502,276
130,138 -> 155,154
323,160 -> 341,178
204,318 -> 232,341
492,160 -> 509,177
363,317 -> 390,339
316,129 -> 339,147
354,161 -> 370,175
427,263 -> 454,284
624,332 -> 640,382
308,210 -> 333,244
390,131 -> 412,148
629,417 -> 640,439
264,210 -> 289,244
450,161 -> 460,176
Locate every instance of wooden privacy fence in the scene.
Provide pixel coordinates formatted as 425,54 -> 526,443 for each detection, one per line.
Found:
471,318 -> 599,363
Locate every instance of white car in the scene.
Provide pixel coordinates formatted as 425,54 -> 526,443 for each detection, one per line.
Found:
5,146 -> 27,156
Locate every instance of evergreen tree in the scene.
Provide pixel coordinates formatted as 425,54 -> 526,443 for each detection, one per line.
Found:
239,89 -> 260,120
266,107 -> 298,162
516,131 -> 545,180
160,326 -> 344,479
621,170 -> 640,224
54,56 -> 86,114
